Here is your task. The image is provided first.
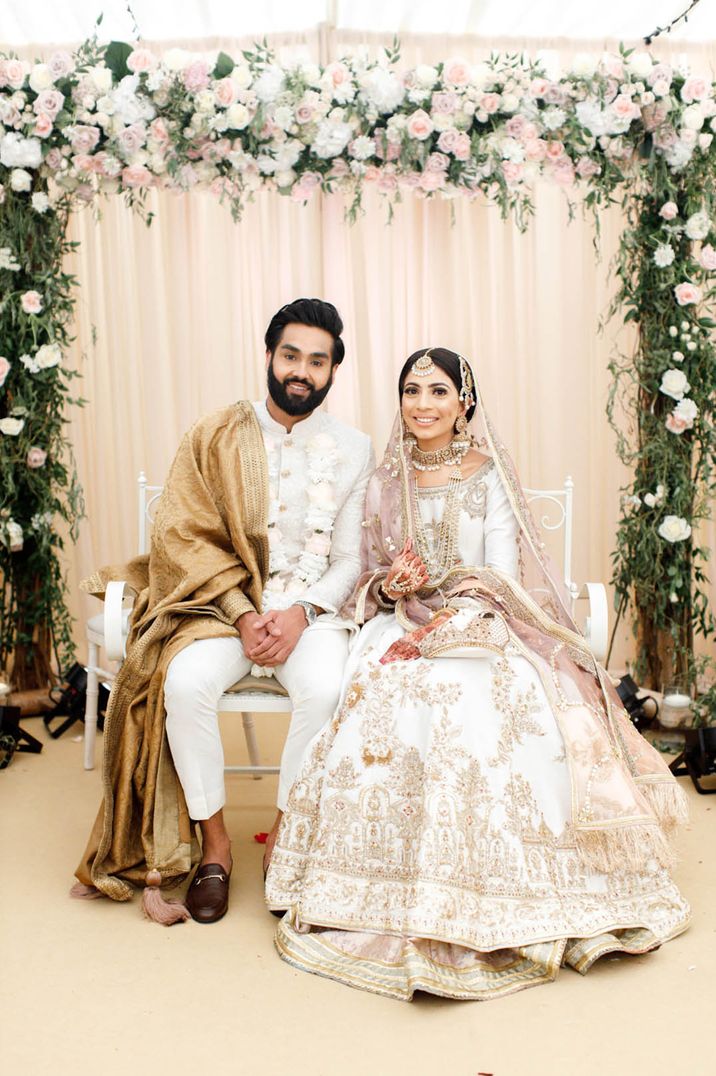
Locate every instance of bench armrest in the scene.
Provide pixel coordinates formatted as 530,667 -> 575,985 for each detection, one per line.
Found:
104,580 -> 134,661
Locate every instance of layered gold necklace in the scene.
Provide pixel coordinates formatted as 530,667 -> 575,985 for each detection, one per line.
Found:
410,461 -> 464,585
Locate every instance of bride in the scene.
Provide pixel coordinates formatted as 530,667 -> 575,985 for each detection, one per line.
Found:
264,347 -> 690,1001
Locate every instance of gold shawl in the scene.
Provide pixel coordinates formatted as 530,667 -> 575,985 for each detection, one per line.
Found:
75,402 -> 269,900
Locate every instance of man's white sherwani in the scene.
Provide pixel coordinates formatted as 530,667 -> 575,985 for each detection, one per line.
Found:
165,400 -> 374,815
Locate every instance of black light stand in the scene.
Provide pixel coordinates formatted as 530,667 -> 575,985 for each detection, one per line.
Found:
0,704 -> 43,766
669,728 -> 716,794
43,662 -> 109,739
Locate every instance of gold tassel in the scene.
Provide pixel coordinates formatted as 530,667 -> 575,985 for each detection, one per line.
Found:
141,869 -> 191,925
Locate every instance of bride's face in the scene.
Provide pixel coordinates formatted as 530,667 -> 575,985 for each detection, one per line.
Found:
401,372 -> 464,448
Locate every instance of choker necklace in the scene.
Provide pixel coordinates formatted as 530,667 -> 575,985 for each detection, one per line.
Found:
409,436 -> 470,472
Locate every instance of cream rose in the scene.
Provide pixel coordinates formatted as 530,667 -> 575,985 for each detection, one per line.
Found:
21,290 -> 43,314
685,210 -> 711,240
658,515 -> 691,542
10,169 -> 32,192
659,368 -> 690,400
659,201 -> 678,220
0,417 -> 24,436
226,103 -> 250,130
29,63 -> 54,93
674,282 -> 701,306
127,48 -> 158,74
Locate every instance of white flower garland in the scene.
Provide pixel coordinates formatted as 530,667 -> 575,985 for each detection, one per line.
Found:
263,431 -> 339,605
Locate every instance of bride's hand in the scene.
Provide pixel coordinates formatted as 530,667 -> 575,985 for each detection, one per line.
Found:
382,538 -> 429,601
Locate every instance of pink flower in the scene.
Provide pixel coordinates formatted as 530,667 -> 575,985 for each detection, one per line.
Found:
33,89 -> 64,119
44,148 -> 63,171
651,78 -> 671,98
0,59 -> 27,89
426,151 -> 450,172
21,290 -> 43,314
324,61 -> 351,90
328,158 -> 350,179
480,93 -> 501,114
437,128 -> 459,154
149,117 -> 170,144
406,109 -> 434,141
665,412 -> 689,435
34,113 -> 53,138
660,201 -> 678,220
505,115 -> 527,139
519,121 -> 538,143
26,446 -> 47,468
127,48 -> 157,74
121,164 -> 152,188
502,161 -> 524,184
674,282 -> 701,306
576,156 -> 601,178
524,138 -> 547,162
48,51 -> 73,80
117,123 -> 146,156
648,63 -> 673,88
183,60 -> 210,93
443,58 -> 471,87
419,169 -> 446,192
290,171 -> 322,202
376,170 -> 399,194
612,94 -> 640,121
363,165 -> 381,183
70,125 -> 100,154
681,76 -> 710,104
452,131 -> 471,160
214,77 -> 237,107
551,159 -> 575,186
528,78 -> 549,99
295,100 -> 316,124
699,244 -> 716,271
0,356 -> 10,387
71,154 -> 95,173
602,55 -> 625,80
92,152 -> 121,177
543,83 -> 565,105
431,90 -> 459,115
545,140 -> 565,160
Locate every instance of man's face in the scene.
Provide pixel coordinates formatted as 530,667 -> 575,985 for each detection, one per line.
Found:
266,322 -> 336,416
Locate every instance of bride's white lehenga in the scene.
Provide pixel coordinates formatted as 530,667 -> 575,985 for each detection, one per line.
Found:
265,376 -> 690,1001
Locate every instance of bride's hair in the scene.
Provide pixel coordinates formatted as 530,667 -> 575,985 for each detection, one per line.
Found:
398,348 -> 476,421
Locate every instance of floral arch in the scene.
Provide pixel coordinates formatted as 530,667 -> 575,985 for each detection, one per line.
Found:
0,34 -> 714,693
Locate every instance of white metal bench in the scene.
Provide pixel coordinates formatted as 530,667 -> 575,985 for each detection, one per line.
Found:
83,471 -> 608,770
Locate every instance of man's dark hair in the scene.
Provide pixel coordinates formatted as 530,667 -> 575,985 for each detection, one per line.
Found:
264,298 -> 346,366
398,347 -> 476,422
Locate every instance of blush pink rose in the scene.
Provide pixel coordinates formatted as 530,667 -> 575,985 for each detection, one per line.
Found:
44,148 -> 63,170
406,109 -> 434,141
21,290 -> 43,314
660,201 -> 678,220
665,412 -> 689,435
92,152 -> 121,177
452,131 -> 471,160
443,58 -> 471,87
502,161 -> 524,184
519,121 -> 538,143
699,244 -> 716,271
290,171 -> 322,202
295,100 -> 316,124
214,77 -> 237,107
33,89 -> 64,118
651,77 -> 671,98
377,170 -> 399,194
480,93 -> 501,114
602,55 -> 625,80
576,156 -> 601,178
34,113 -> 53,138
149,117 -> 170,144
505,115 -> 527,139
653,126 -> 677,150
1,59 -> 28,89
528,78 -> 549,99
70,125 -> 100,154
363,165 -> 381,183
681,76 -> 710,103
48,51 -> 73,80
437,127 -> 459,153
183,60 -> 210,93
524,138 -> 547,162
426,151 -> 450,172
431,90 -> 459,115
118,123 -> 146,156
0,356 -> 11,386
71,154 -> 95,173
551,158 -> 575,186
127,48 -> 158,74
674,282 -> 701,306
419,169 -> 446,191
26,446 -> 47,468
325,61 -> 351,89
543,84 -> 565,105
328,159 -> 350,179
121,164 -> 152,188
545,140 -> 565,160
612,94 -> 640,120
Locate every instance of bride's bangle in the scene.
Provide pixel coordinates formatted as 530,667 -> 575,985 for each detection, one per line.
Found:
377,581 -> 397,606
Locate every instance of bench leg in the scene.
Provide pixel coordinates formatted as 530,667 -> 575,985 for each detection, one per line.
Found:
241,712 -> 262,780
84,642 -> 99,771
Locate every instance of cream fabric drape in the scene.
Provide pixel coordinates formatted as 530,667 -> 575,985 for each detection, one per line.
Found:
52,31 -> 716,673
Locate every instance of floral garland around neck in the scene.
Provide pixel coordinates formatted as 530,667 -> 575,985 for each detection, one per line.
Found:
252,431 -> 339,677
263,430 -> 339,606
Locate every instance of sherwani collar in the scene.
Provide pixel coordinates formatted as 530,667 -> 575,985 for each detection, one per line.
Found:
254,398 -> 325,439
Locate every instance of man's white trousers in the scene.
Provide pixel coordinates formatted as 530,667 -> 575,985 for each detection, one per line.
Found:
164,627 -> 349,818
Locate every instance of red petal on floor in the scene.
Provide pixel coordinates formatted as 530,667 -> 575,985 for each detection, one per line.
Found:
253,832 -> 269,844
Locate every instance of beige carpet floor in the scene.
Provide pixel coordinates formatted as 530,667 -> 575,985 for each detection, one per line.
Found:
1,712 -> 714,1076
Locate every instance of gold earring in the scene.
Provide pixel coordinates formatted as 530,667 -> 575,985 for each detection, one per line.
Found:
455,415 -> 468,435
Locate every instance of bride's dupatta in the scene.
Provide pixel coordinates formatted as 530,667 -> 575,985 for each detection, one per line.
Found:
342,366 -> 687,874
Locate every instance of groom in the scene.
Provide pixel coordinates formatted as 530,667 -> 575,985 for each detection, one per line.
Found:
75,298 -> 373,924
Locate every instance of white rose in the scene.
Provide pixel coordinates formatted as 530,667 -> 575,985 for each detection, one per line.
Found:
672,350 -> 684,363
1,133 -> 42,169
659,368 -> 690,400
35,343 -> 61,369
501,93 -> 519,114
31,192 -> 50,213
674,397 -> 698,424
682,103 -> 705,130
273,105 -> 294,130
226,103 -> 250,129
572,53 -> 597,78
685,210 -> 711,240
254,65 -> 285,103
88,65 -> 113,94
194,90 -> 216,114
0,417 -> 24,435
414,64 -> 438,89
300,63 -> 321,86
163,49 -> 191,73
658,515 -> 692,542
627,52 -> 653,79
5,520 -> 23,552
29,64 -> 54,93
10,169 -> 32,192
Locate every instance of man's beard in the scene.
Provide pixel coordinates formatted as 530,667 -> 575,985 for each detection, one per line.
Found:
267,358 -> 333,416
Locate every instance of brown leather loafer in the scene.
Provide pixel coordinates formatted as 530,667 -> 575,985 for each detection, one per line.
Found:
186,862 -> 232,924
